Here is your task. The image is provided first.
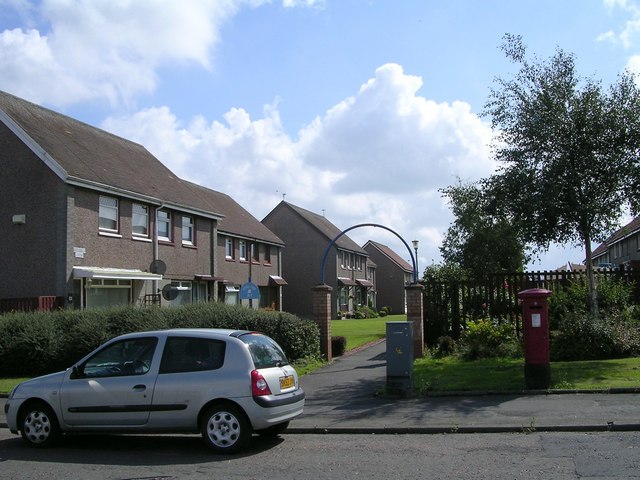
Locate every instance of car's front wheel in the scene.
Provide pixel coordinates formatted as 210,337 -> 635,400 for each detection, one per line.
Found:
19,401 -> 61,448
201,404 -> 250,454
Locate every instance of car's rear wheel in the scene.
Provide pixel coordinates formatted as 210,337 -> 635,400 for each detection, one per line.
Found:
19,401 -> 61,448
257,420 -> 290,437
201,404 -> 250,454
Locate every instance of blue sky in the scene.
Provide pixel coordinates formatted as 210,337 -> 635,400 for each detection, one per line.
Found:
1,0 -> 638,271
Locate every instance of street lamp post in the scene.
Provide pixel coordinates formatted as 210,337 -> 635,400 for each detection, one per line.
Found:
412,239 -> 419,283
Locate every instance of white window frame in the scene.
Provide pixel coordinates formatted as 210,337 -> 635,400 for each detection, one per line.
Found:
225,238 -> 234,259
182,215 -> 194,245
132,203 -> 149,237
99,196 -> 119,233
157,210 -> 171,241
239,240 -> 247,261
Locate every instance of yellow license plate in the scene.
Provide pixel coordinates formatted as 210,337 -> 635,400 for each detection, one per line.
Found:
279,375 -> 295,390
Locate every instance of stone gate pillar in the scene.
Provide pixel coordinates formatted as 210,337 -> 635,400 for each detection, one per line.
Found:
405,283 -> 424,358
312,284 -> 333,362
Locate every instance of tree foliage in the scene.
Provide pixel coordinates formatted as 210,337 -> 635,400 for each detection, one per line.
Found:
482,34 -> 640,313
440,179 -> 527,279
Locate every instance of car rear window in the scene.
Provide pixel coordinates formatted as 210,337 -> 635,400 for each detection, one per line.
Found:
239,333 -> 289,369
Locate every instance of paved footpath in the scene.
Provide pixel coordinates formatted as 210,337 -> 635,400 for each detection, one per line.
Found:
291,340 -> 640,434
2,340 -> 639,434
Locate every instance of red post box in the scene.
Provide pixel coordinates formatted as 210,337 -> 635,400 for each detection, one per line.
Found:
517,288 -> 552,389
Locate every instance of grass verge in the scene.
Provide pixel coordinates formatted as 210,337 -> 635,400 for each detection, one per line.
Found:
413,356 -> 640,394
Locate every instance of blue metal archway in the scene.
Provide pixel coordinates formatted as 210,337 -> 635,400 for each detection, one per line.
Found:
320,223 -> 418,285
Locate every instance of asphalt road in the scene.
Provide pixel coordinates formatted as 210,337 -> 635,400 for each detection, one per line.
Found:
0,429 -> 639,479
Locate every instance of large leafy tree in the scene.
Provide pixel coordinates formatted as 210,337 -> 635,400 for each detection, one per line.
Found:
483,34 -> 640,314
440,179 -> 527,279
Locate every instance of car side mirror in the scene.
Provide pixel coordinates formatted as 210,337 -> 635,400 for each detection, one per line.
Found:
71,365 -> 84,379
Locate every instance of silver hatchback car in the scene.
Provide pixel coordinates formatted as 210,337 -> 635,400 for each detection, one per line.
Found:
4,329 -> 305,453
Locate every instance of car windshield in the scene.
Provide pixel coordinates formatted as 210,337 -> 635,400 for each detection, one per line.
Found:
239,333 -> 289,369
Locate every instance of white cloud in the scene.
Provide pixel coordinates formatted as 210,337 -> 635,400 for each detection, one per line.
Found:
298,64 -> 495,195
0,0 -> 328,107
282,0 -> 325,7
0,0 -> 260,106
599,0 -> 640,48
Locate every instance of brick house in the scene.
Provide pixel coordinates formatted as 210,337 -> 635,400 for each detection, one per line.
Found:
0,90 -> 285,311
363,240 -> 413,314
262,201 -> 375,319
591,216 -> 640,270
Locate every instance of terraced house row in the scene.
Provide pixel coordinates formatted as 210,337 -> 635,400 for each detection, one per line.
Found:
0,91 -> 412,317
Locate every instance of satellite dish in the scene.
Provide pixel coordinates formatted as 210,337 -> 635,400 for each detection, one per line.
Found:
150,259 -> 167,275
161,284 -> 179,301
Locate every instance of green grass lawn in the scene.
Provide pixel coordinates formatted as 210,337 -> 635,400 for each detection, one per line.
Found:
331,314 -> 406,351
0,378 -> 28,395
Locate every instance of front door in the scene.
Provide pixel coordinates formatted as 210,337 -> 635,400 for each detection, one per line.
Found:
60,337 -> 158,427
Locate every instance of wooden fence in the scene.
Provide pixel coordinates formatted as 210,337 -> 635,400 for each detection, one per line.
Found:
421,269 -> 640,347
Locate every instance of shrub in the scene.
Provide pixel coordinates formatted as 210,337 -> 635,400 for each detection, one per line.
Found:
548,275 -> 640,360
0,303 -> 320,377
354,305 -> 378,319
458,318 -> 521,360
433,335 -> 456,357
551,311 -> 640,361
332,336 -> 347,357
549,275 -> 635,330
0,311 -> 59,376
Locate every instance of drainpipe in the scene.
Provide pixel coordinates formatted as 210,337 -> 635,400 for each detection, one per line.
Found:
153,203 -> 165,301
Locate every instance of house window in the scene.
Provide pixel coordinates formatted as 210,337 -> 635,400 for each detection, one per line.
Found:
252,243 -> 260,262
99,196 -> 118,232
170,281 -> 192,306
264,244 -> 272,264
132,203 -> 149,237
157,210 -> 171,241
182,216 -> 194,245
85,278 -> 131,308
225,238 -> 235,259
239,240 -> 247,261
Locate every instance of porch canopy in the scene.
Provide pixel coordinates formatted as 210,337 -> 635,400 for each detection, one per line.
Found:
73,266 -> 162,280
269,275 -> 288,286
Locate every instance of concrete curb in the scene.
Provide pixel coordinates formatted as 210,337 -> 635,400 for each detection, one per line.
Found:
287,424 -> 640,435
3,422 -> 638,435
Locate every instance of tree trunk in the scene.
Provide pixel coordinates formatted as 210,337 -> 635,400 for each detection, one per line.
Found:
584,234 -> 599,318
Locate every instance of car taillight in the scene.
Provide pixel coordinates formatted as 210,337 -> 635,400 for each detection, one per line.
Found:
251,370 -> 272,396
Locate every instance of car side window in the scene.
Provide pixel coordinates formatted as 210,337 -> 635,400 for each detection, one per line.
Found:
159,337 -> 226,374
80,337 -> 158,378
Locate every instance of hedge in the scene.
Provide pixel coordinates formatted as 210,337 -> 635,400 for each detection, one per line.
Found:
0,303 -> 320,377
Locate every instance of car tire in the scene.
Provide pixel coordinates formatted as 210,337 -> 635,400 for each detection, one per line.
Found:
201,404 -> 251,454
257,421 -> 290,438
19,401 -> 61,448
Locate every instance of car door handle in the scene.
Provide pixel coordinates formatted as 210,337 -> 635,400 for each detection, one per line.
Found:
132,384 -> 146,391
